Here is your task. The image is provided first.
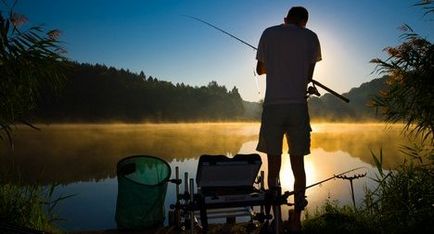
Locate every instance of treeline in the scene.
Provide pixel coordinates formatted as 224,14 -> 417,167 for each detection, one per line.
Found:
33,62 -> 388,122
35,62 -> 245,122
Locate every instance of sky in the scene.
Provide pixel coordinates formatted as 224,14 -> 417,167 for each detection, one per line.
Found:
9,0 -> 434,102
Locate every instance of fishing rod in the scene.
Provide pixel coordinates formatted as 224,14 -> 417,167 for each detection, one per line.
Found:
185,15 -> 350,103
283,166 -> 366,197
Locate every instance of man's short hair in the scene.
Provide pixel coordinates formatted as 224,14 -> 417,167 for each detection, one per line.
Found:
287,6 -> 309,23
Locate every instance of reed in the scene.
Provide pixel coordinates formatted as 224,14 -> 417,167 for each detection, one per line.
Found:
0,182 -> 71,233
302,144 -> 434,233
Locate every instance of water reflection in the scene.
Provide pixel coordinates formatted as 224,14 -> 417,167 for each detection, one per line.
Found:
0,123 -> 411,231
0,123 -> 257,184
311,123 -> 408,169
0,123 -> 408,185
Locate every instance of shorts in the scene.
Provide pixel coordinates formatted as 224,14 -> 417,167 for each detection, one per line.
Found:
256,103 -> 311,156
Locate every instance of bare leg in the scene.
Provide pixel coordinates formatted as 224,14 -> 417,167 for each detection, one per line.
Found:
266,154 -> 283,233
267,154 -> 281,189
289,155 -> 306,231
267,154 -> 282,225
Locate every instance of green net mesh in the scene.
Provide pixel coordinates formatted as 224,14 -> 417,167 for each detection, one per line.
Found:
115,155 -> 171,229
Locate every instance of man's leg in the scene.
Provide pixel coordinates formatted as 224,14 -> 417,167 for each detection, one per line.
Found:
267,154 -> 282,232
289,155 -> 306,231
267,154 -> 281,189
267,154 -> 281,217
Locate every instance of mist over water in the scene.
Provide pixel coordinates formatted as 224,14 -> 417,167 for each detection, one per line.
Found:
0,122 -> 410,231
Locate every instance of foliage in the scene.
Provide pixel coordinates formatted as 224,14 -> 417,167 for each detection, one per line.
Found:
0,182 -> 69,233
0,1 -> 67,231
370,12 -> 433,142
303,2 -> 434,233
35,62 -> 390,123
415,0 -> 434,16
35,62 -> 245,122
303,147 -> 434,234
362,148 -> 434,233
302,200 -> 376,234
0,2 -> 66,145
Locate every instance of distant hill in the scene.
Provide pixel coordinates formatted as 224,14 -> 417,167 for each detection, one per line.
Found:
308,77 -> 387,121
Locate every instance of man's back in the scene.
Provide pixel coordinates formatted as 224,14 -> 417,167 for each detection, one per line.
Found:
257,24 -> 321,104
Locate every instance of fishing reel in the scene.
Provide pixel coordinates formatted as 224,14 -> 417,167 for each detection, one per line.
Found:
306,83 -> 320,98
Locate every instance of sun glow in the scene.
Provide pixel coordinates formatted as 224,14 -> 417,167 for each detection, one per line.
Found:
279,154 -> 316,193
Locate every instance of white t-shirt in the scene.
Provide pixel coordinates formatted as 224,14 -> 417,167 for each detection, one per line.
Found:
257,24 -> 322,104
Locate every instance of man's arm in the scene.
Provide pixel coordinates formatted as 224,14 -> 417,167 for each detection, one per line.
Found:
256,61 -> 266,75
308,63 -> 316,82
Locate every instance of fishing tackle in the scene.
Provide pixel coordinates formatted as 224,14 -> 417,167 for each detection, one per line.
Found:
337,172 -> 367,209
283,166 -> 366,198
170,165 -> 366,232
185,15 -> 350,103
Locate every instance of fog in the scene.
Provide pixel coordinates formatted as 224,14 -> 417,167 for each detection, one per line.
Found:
1,122 -> 409,185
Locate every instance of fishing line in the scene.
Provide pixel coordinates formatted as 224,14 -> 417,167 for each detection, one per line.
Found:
184,15 -> 261,96
253,68 -> 260,95
184,15 -> 350,103
183,15 -> 257,51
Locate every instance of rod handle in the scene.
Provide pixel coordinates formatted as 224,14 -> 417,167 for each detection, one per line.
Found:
312,79 -> 350,103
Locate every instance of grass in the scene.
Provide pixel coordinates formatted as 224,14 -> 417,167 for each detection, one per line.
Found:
0,181 -> 71,233
303,200 -> 376,234
302,143 -> 434,234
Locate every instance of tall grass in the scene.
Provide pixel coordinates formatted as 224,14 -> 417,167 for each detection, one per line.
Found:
0,181 -> 71,233
302,144 -> 434,233
364,145 -> 434,233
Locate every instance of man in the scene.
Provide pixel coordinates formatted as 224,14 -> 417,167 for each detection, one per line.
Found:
256,6 -> 321,232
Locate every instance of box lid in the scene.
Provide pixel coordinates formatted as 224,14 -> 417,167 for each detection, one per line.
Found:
196,154 -> 262,188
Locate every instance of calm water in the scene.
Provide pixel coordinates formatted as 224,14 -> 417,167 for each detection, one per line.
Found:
0,123 -> 410,231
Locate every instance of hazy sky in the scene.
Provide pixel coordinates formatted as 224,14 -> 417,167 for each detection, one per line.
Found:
12,0 -> 433,101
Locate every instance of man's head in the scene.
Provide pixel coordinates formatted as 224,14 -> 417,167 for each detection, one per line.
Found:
285,6 -> 309,27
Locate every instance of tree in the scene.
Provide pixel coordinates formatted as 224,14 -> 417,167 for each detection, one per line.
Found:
0,2 -> 67,145
370,1 -> 433,142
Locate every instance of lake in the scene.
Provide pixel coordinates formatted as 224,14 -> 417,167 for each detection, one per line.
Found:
0,123 -> 411,231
